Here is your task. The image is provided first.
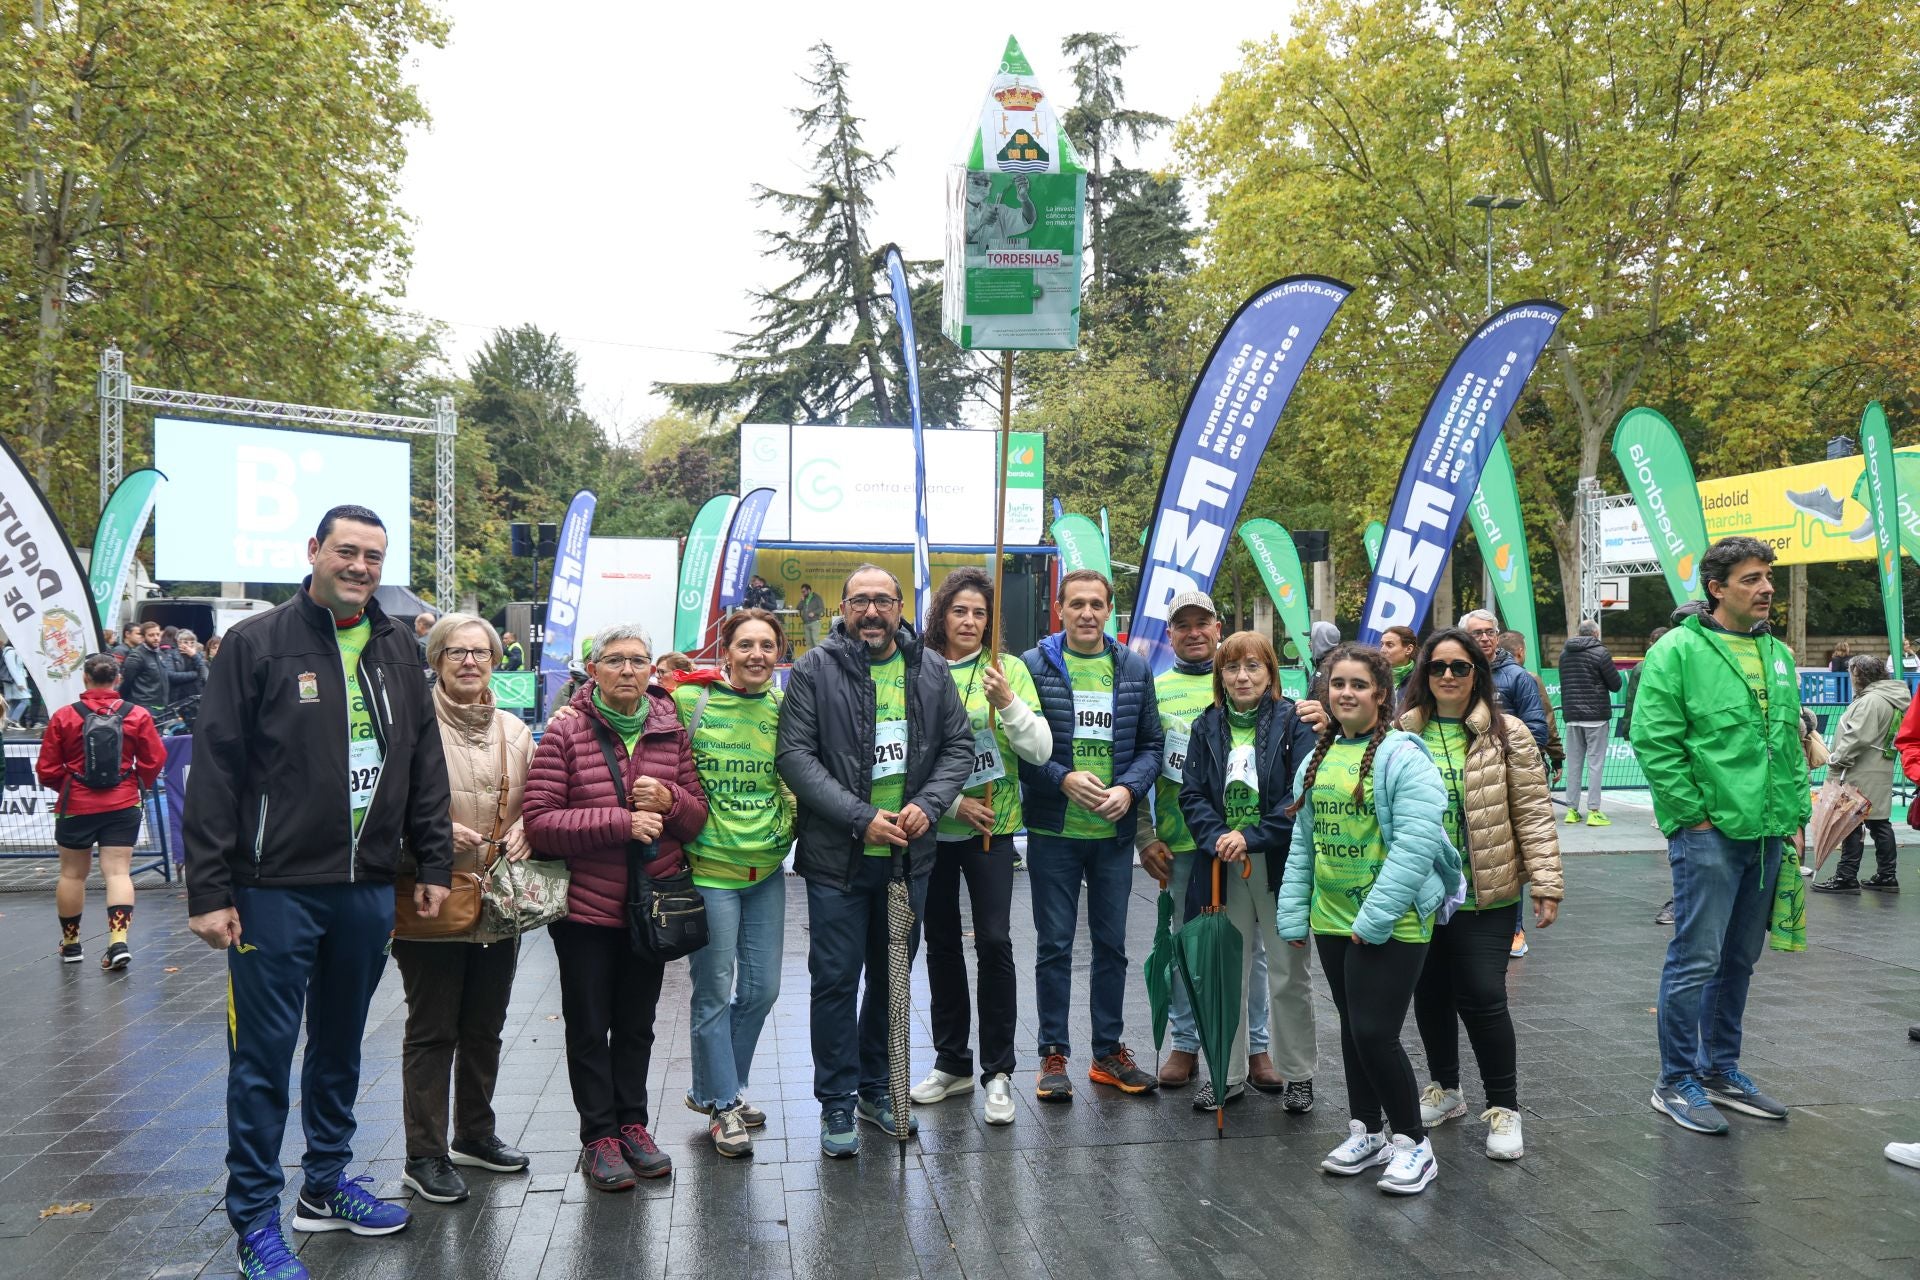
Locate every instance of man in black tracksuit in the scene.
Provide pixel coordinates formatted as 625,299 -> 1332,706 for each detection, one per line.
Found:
185,504 -> 452,1273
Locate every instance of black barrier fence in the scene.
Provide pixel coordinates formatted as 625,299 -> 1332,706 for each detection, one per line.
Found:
0,740 -> 173,881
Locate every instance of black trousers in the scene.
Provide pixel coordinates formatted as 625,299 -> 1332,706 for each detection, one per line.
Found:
392,938 -> 519,1157
924,835 -> 1018,1082
1411,901 -> 1520,1111
1316,934 -> 1428,1141
549,919 -> 665,1144
1836,818 -> 1898,881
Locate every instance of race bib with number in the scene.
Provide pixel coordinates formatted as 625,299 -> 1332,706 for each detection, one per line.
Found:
872,719 -> 908,780
1073,689 -> 1115,742
1161,725 -> 1190,783
965,728 -> 1006,789
1225,743 -> 1259,794
348,738 -> 384,812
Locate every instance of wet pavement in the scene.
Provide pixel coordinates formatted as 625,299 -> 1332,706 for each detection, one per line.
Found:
3,796 -> 1920,1278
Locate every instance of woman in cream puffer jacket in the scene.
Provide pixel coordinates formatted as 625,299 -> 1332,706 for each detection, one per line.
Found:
1394,627 -> 1563,1162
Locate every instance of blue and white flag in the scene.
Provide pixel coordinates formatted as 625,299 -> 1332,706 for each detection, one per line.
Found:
539,489 -> 596,720
884,247 -> 933,623
1129,276 -> 1352,674
1358,301 -> 1566,642
717,487 -> 777,611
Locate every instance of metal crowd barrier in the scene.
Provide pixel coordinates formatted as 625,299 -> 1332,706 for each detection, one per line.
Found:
0,740 -> 173,882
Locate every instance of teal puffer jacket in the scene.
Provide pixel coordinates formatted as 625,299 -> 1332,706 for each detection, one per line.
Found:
1276,730 -> 1463,945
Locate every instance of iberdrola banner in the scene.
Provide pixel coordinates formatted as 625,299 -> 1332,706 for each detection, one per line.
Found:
717,487 -> 777,611
943,36 -> 1086,351
539,489 -> 596,720
1859,402 -> 1903,663
1051,512 -> 1117,635
675,494 -> 736,653
1466,437 -> 1541,676
1238,519 -> 1314,657
1610,407 -> 1710,606
88,467 -> 165,633
1363,520 -> 1385,572
1852,449 -> 1920,562
884,247 -> 933,621
1130,275 -> 1352,673
0,437 -> 101,709
1360,301 -> 1566,642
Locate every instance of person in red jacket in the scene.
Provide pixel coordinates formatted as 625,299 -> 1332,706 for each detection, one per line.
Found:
523,622 -> 708,1192
38,653 -> 166,968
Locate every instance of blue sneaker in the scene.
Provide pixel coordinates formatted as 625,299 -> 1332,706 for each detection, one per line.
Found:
820,1103 -> 859,1159
291,1173 -> 411,1236
1702,1069 -> 1788,1120
237,1226 -> 309,1279
1651,1079 -> 1729,1134
858,1095 -> 920,1138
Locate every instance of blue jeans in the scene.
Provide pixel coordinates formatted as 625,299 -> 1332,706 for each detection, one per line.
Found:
805,858 -> 927,1106
1658,825 -> 1783,1086
1027,831 -> 1134,1059
1167,849 -> 1271,1054
687,871 -> 785,1111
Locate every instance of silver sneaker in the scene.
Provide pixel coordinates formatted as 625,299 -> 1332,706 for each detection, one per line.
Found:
1321,1120 -> 1391,1175
1482,1106 -> 1524,1160
1419,1082 -> 1467,1127
983,1073 -> 1015,1126
1377,1134 -> 1438,1195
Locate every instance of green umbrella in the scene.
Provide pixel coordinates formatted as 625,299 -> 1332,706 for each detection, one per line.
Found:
1143,875 -> 1177,1060
1173,857 -> 1248,1136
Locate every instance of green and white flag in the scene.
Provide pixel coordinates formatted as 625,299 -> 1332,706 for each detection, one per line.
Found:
88,468 -> 164,633
1467,438 -> 1541,676
1051,512 -> 1117,636
1611,407 -> 1710,606
675,494 -> 736,653
1859,402 -> 1903,664
1363,520 -> 1385,572
1240,520 -> 1315,657
1852,449 -> 1920,562
943,36 -> 1086,351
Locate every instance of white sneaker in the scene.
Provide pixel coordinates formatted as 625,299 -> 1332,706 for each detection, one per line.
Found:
911,1068 -> 973,1105
1321,1120 -> 1392,1175
1483,1106 -> 1524,1160
983,1074 -> 1015,1125
1419,1082 -> 1467,1127
1887,1140 -> 1920,1169
1377,1134 -> 1438,1195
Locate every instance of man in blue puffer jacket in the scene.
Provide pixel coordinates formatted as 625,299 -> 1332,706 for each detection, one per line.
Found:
1019,569 -> 1163,1102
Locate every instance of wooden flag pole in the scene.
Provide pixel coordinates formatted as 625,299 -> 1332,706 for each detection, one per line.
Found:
983,350 -> 1015,851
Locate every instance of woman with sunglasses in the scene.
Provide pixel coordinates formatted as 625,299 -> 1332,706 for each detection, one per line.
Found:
1396,628 -> 1562,1160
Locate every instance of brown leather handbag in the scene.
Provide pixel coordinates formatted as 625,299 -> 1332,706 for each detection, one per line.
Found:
394,735 -> 510,940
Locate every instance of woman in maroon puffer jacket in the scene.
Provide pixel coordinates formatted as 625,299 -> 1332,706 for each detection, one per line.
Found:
523,624 -> 707,1192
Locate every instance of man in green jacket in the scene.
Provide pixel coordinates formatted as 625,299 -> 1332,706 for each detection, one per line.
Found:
1630,536 -> 1809,1136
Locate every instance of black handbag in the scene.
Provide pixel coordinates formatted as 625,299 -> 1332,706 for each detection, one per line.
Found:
591,723 -> 708,961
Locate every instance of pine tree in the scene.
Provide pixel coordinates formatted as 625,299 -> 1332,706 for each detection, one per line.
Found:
1060,33 -> 1171,291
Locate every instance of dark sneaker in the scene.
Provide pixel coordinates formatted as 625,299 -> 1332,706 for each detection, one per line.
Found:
685,1093 -> 768,1128
820,1104 -> 859,1158
1282,1078 -> 1315,1114
1910,1023 -> 1920,1042
101,942 -> 131,970
1651,1080 -> 1729,1134
449,1134 -> 529,1173
579,1136 -> 636,1192
292,1173 -> 411,1235
59,942 -> 82,964
1863,874 -> 1901,893
1191,1080 -> 1245,1112
1654,900 -> 1676,926
1088,1045 -> 1158,1095
237,1225 -> 309,1280
857,1095 -> 919,1138
1813,877 -> 1861,894
1702,1070 -> 1787,1120
401,1155 -> 469,1204
710,1105 -> 753,1158
1036,1053 -> 1074,1103
618,1123 -> 672,1178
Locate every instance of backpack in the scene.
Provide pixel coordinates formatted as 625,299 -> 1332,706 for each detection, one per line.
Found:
75,700 -> 133,791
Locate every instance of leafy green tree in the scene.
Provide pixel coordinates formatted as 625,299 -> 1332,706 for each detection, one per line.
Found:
1061,32 -> 1171,291
1184,0 -> 1920,631
464,325 -> 604,514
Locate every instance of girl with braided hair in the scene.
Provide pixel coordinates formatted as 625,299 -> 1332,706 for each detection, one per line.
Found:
1277,642 -> 1463,1196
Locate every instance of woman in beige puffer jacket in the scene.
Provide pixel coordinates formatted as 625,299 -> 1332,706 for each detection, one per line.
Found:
1394,627 -> 1563,1163
391,614 -> 536,1205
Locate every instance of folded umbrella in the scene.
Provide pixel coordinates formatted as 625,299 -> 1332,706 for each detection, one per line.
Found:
1805,779 -> 1872,873
1143,875 -> 1176,1061
887,849 -> 915,1150
1172,857 -> 1248,1136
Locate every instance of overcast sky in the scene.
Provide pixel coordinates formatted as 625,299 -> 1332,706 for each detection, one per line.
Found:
395,3 -> 1297,429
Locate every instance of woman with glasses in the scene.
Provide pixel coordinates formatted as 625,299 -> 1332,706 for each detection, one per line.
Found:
392,615 -> 537,1205
1396,628 -> 1562,1160
524,624 -> 707,1190
1175,631 -> 1318,1112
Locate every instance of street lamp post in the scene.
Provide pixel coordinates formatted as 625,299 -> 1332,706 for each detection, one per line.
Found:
1466,193 -> 1527,612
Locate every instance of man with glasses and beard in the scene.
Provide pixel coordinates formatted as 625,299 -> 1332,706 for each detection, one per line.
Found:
776,565 -> 972,1158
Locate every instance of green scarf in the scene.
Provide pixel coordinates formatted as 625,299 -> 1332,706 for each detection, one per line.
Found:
1770,846 -> 1806,953
593,688 -> 647,752
1394,660 -> 1414,687
1227,703 -> 1261,729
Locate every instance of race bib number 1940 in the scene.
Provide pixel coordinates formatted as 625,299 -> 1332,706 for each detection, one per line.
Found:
872,720 -> 908,780
1072,689 -> 1115,742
